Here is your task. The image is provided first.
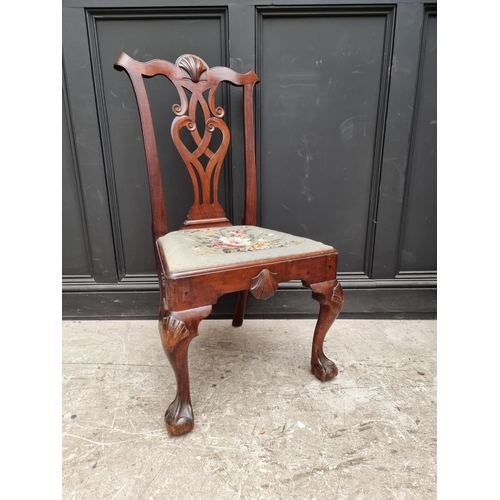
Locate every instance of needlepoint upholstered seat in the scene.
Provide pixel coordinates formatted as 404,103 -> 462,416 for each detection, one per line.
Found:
114,53 -> 344,436
158,225 -> 333,273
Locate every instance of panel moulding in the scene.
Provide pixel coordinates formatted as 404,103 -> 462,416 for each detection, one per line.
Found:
255,5 -> 396,280
85,7 -> 230,281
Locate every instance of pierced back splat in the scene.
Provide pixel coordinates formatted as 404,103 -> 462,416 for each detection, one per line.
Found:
114,52 -> 259,237
171,55 -> 229,227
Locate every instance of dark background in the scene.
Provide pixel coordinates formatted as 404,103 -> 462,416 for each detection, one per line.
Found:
62,0 -> 436,319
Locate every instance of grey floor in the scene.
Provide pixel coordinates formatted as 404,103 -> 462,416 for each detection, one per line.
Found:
62,319 -> 437,499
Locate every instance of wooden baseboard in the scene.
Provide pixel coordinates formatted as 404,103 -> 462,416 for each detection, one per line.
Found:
63,284 -> 436,320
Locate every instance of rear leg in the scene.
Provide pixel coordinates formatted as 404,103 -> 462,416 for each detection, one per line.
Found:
232,290 -> 249,327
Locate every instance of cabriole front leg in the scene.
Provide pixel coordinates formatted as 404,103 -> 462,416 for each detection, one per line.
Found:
159,305 -> 212,435
308,280 -> 344,382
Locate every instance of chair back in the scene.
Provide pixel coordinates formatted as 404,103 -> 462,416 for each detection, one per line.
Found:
114,53 -> 259,239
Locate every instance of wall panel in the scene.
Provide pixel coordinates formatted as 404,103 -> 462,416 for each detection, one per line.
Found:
62,75 -> 93,280
398,9 -> 437,274
87,9 -> 229,280
257,7 -> 394,278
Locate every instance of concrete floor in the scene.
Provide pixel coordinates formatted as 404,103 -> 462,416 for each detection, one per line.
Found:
62,319 -> 436,499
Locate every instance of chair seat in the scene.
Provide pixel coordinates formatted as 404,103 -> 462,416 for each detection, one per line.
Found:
158,225 -> 334,274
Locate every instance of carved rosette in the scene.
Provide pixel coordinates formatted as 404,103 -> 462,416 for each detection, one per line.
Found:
250,269 -> 279,300
161,315 -> 189,351
176,54 -> 208,83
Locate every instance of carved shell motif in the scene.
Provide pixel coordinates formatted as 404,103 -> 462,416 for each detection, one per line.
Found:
161,315 -> 189,351
331,281 -> 344,309
308,280 -> 344,310
250,269 -> 279,300
176,54 -> 208,83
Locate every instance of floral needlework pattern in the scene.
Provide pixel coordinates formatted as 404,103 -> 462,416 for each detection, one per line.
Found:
186,226 -> 305,255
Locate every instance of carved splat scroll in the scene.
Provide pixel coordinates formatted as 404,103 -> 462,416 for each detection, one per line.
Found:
250,269 -> 279,300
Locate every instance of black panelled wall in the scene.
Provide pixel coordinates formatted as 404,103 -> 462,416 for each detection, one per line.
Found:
62,0 -> 436,319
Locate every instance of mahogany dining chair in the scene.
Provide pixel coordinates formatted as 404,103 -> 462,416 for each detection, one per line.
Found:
114,53 -> 344,435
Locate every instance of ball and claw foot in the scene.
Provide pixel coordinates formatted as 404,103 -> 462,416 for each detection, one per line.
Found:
312,352 -> 339,382
165,394 -> 194,436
